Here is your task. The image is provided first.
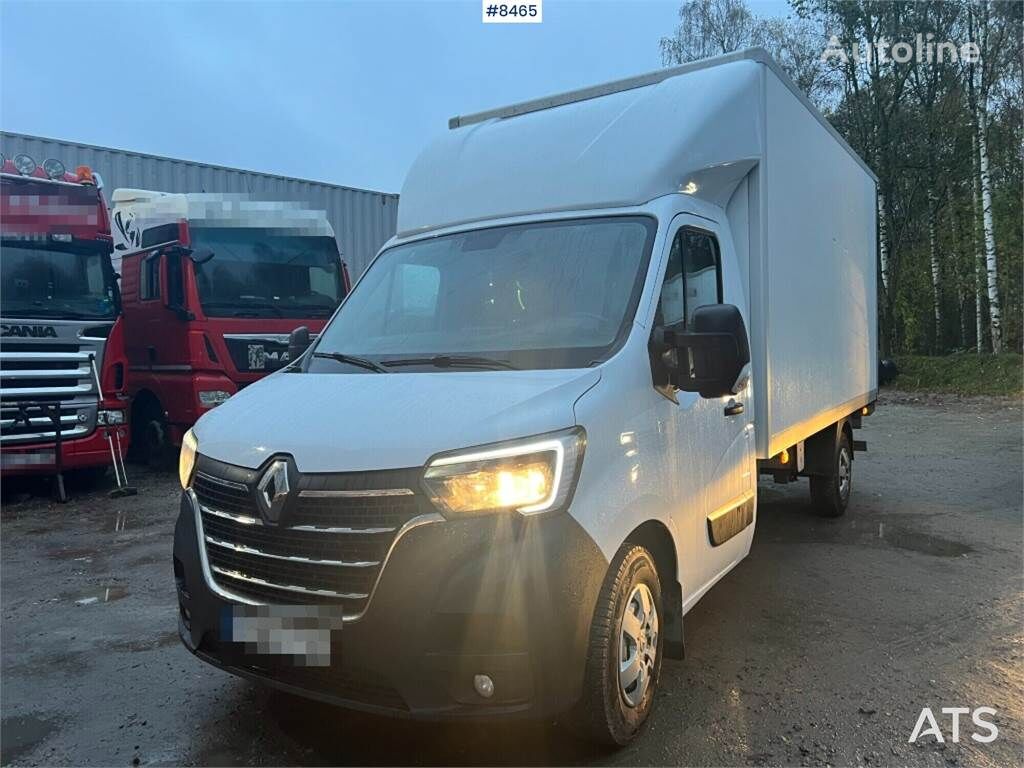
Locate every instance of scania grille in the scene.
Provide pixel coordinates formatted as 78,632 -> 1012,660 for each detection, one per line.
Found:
0,346 -> 95,399
0,402 -> 88,443
193,464 -> 431,615
0,342 -> 98,444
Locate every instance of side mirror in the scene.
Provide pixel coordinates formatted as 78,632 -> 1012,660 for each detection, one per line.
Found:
656,304 -> 751,398
188,247 -> 215,265
287,326 -> 311,364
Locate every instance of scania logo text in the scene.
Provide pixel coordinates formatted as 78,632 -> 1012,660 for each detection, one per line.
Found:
255,459 -> 290,523
1,324 -> 58,338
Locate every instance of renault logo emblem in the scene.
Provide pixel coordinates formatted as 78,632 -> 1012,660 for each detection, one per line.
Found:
256,459 -> 290,523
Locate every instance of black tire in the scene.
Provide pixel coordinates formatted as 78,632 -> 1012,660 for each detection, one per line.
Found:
810,430 -> 852,517
570,544 -> 663,746
132,400 -> 173,469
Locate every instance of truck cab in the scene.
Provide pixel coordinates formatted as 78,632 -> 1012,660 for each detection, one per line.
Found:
0,154 -> 130,479
110,191 -> 349,461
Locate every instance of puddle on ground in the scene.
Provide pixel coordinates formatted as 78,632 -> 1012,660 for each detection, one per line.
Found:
109,631 -> 181,653
871,520 -> 973,557
1,713 -> 58,765
46,546 -> 101,561
107,510 -> 130,533
758,492 -> 975,557
63,585 -> 129,605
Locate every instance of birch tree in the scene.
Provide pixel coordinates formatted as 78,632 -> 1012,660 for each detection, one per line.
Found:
966,0 -> 1003,352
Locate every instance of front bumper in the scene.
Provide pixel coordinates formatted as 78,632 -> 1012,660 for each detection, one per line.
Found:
0,426 -> 129,475
173,490 -> 608,719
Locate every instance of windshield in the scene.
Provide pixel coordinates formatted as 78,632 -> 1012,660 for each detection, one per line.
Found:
1,242 -> 118,320
311,216 -> 656,371
191,228 -> 343,318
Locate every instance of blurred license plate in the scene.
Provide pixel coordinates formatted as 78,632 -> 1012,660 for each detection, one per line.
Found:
221,604 -> 345,666
1,450 -> 56,468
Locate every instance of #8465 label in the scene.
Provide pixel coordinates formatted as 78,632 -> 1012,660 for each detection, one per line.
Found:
482,1 -> 542,23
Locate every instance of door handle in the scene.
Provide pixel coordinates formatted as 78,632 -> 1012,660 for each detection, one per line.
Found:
724,400 -> 744,417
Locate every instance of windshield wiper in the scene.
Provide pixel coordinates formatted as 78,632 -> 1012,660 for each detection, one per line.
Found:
379,355 -> 520,371
313,351 -> 389,373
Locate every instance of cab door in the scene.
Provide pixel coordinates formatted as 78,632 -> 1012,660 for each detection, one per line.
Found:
656,214 -> 755,608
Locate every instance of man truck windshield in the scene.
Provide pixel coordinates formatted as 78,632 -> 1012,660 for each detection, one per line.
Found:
190,228 -> 343,319
312,216 -> 656,371
1,242 -> 118,320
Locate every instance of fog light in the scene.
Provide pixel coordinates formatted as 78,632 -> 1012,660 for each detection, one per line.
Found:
473,674 -> 494,699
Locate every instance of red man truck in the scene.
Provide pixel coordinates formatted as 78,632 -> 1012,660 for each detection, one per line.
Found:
109,190 -> 349,462
0,153 -> 131,492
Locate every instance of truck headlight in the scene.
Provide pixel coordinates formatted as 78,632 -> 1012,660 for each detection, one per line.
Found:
97,409 -> 126,425
423,427 -> 585,516
198,390 -> 231,407
179,429 -> 198,489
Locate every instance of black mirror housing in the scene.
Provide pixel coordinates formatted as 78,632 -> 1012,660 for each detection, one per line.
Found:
287,326 -> 311,365
188,247 -> 215,265
658,304 -> 751,398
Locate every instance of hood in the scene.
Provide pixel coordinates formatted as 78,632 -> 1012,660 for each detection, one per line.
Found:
194,368 -> 601,473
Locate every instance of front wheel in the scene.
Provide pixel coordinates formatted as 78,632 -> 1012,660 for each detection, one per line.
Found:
570,544 -> 663,746
810,430 -> 852,517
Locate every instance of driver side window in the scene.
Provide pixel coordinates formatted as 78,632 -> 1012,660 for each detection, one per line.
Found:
656,227 -> 722,327
141,253 -> 161,301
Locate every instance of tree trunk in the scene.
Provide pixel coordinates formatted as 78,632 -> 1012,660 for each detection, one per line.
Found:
976,109 -> 1002,353
878,191 -> 889,295
946,185 -> 968,350
927,182 -> 941,352
971,129 -> 986,353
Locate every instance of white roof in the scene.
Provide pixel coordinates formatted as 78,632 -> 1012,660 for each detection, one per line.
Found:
398,48 -> 873,237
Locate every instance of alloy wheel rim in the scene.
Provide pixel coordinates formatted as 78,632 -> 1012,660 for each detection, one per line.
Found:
618,582 -> 658,708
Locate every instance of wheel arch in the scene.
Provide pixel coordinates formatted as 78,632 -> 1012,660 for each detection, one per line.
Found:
625,519 -> 684,659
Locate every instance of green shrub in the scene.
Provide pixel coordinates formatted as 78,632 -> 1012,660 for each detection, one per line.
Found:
888,354 -> 1023,396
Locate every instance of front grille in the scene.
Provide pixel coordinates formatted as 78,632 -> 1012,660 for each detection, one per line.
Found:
0,401 -> 91,444
193,463 -> 431,616
0,342 -> 98,444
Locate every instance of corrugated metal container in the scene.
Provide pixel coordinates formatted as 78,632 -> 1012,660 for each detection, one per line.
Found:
0,131 -> 398,277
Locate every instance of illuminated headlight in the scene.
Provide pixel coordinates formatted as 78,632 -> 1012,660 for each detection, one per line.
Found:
179,429 -> 198,489
13,154 -> 36,175
97,409 -> 126,425
198,390 -> 231,407
423,427 -> 585,517
42,158 -> 65,179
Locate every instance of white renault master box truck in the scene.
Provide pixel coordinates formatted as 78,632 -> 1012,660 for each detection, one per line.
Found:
173,49 -> 877,745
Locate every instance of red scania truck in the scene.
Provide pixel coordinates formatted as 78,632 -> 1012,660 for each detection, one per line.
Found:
110,190 -> 349,462
0,153 -> 131,485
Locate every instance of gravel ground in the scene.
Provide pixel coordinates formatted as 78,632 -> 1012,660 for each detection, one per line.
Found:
1,393 -> 1021,767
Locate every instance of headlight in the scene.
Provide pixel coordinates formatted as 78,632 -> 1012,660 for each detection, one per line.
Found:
97,409 -> 126,425
179,429 -> 198,489
198,390 -> 231,407
423,427 -> 585,516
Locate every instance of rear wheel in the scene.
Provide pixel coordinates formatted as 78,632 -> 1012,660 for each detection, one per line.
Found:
570,544 -> 663,746
810,430 -> 852,517
132,399 -> 173,468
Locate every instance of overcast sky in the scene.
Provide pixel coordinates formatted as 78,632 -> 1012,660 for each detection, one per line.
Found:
2,0 -> 789,194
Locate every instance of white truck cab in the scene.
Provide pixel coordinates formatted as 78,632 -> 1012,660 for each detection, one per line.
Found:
172,49 -> 877,745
